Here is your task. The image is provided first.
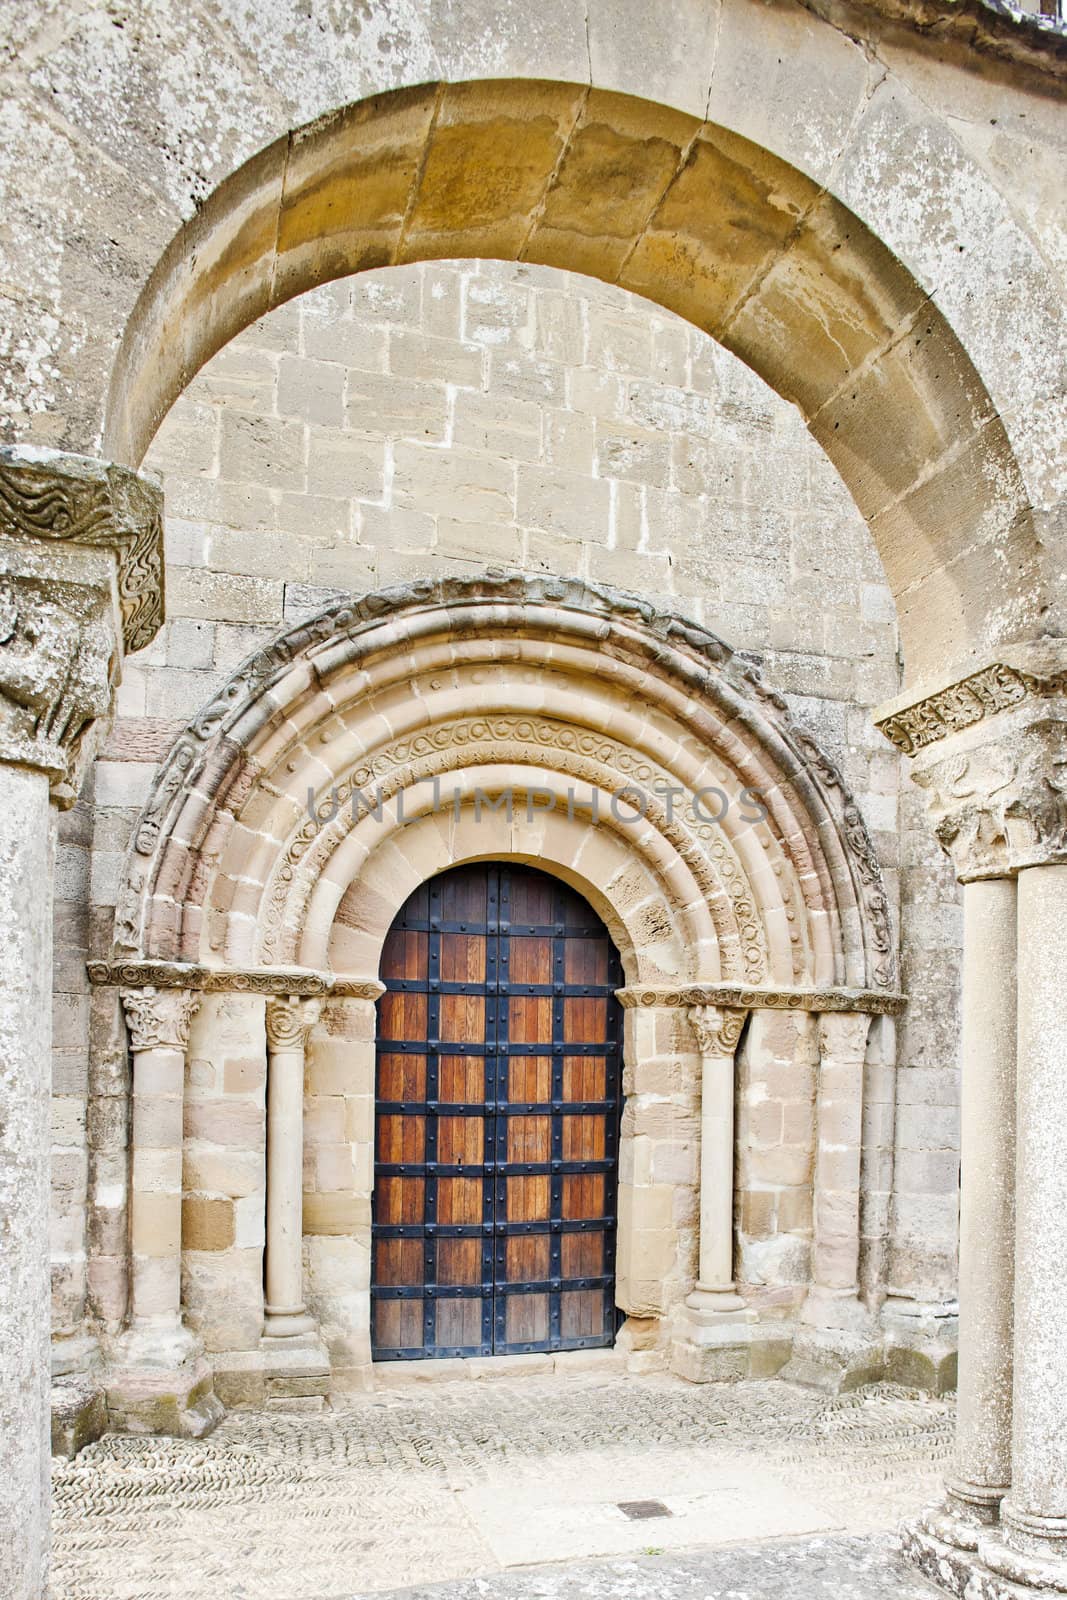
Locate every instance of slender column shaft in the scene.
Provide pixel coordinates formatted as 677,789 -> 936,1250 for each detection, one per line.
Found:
806,1012 -> 871,1323
698,1050 -> 736,1290
264,996 -> 321,1337
0,767 -> 53,1600
120,988 -> 200,1332
687,1005 -> 746,1310
947,878 -> 1016,1523
996,864 -> 1067,1574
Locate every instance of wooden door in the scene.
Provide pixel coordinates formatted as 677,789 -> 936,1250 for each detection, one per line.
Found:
372,863 -> 623,1360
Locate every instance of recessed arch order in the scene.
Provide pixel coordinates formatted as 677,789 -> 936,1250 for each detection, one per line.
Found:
112,573 -> 896,1001
104,78 -> 1048,685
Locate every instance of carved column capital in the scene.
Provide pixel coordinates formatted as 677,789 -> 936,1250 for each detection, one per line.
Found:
120,986 -> 200,1052
877,643 -> 1067,882
0,446 -> 164,803
816,1009 -> 873,1063
689,1003 -> 747,1058
266,994 -> 323,1051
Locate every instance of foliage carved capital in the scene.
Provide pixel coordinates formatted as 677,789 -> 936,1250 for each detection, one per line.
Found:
120,986 -> 200,1052
688,1003 -> 747,1058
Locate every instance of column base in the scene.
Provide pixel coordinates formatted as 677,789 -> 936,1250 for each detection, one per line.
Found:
212,1333 -> 331,1412
882,1296 -> 959,1396
779,1323 -> 885,1393
921,1482 -> 1009,1554
903,1518 -> 1067,1597
981,1504 -> 1067,1593
263,1305 -> 317,1339
51,1375 -> 107,1460
105,1323 -> 223,1438
669,1289 -> 784,1384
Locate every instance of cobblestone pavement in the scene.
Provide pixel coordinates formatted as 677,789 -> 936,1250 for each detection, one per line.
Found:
51,1374 -> 954,1600
347,1534 -> 947,1600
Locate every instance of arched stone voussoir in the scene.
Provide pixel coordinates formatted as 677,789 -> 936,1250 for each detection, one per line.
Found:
113,574 -> 896,998
97,74 -> 1057,677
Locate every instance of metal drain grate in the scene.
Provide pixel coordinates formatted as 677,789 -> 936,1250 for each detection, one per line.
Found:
617,1499 -> 672,1520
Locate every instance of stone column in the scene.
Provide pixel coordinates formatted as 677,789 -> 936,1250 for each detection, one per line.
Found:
108,985 -> 222,1436
120,987 -> 201,1335
924,877 -> 1016,1548
0,445 -> 162,1600
264,995 -> 322,1338
878,644 -> 1067,1595
982,864 -> 1067,1590
786,1010 -> 879,1391
671,1004 -> 755,1382
807,1011 -> 872,1321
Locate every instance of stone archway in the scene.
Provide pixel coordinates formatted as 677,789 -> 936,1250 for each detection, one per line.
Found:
93,573 -> 903,1401
102,81 -> 1047,683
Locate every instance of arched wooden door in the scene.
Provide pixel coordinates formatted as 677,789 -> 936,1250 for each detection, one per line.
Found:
372,863 -> 624,1361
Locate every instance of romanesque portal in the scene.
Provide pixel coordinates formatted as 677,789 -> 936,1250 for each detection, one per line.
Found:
1,4 -> 1065,1597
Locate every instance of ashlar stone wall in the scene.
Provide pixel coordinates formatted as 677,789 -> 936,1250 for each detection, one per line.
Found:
53,258 -> 963,1378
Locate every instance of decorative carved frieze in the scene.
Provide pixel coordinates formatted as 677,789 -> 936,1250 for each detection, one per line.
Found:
265,994 -> 322,1051
88,959 -> 342,997
120,986 -> 200,1052
0,447 -> 164,656
689,1004 -> 747,1057
877,644 -> 1067,756
616,983 -> 905,1014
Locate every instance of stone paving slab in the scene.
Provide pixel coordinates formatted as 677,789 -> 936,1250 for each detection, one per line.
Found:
51,1375 -> 954,1600
335,1534 -> 948,1600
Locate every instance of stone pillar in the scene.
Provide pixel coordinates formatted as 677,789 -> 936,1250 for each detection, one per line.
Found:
264,995 -> 322,1338
785,1010 -> 880,1391
120,988 -> 201,1334
0,445 -> 162,1600
108,986 -> 221,1436
981,864 -> 1067,1590
671,1004 -> 755,1382
878,644 -> 1067,1595
923,877 -> 1016,1548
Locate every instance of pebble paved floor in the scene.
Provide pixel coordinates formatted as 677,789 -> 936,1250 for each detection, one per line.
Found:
51,1372 -> 954,1600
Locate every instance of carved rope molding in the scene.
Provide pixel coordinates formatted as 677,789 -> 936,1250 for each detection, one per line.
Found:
116,573 -> 896,989
120,985 -> 200,1052
616,984 -> 906,1014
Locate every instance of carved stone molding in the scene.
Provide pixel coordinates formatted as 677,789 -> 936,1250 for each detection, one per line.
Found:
120,986 -> 200,1052
909,707 -> 1067,881
0,446 -> 164,656
0,572 -> 115,794
265,995 -> 322,1051
876,644 -> 1067,758
0,446 -> 164,801
616,984 -> 905,1014
114,571 -> 895,992
877,644 -> 1067,881
89,959 -> 335,996
689,1004 -> 747,1057
261,713 -> 769,983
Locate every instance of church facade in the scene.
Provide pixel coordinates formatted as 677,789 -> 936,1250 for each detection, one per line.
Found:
1,2 -> 1065,1598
